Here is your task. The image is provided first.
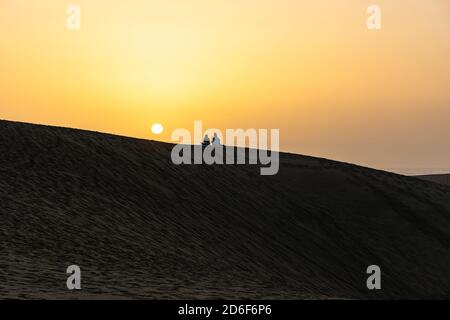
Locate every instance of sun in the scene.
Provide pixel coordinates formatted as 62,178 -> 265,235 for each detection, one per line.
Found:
151,123 -> 164,135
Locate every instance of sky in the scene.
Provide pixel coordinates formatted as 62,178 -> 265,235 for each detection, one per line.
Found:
0,0 -> 449,172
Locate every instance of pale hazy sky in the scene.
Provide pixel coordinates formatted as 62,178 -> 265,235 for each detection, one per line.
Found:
0,0 -> 449,171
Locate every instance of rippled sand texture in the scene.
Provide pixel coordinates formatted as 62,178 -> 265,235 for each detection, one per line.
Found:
1,120 -> 450,299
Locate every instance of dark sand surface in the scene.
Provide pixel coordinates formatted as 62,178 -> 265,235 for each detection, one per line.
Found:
1,120 -> 450,299
417,174 -> 450,186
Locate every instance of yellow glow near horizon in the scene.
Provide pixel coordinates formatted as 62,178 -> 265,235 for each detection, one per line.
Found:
0,0 -> 449,170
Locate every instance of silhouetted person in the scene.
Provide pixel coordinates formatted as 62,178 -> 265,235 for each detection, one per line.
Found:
202,134 -> 210,147
212,132 -> 221,145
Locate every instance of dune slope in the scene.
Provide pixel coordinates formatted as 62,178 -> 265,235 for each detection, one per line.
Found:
1,120 -> 450,299
417,174 -> 450,186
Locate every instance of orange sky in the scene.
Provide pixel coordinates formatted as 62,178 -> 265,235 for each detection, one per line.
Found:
0,0 -> 449,171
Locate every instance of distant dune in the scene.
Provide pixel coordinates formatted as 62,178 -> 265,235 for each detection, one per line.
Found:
1,120 -> 450,299
417,174 -> 450,186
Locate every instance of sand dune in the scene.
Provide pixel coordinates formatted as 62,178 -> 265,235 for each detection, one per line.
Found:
417,174 -> 450,186
1,120 -> 450,299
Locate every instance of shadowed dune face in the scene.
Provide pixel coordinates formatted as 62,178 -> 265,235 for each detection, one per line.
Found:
1,120 -> 450,299
417,174 -> 450,186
